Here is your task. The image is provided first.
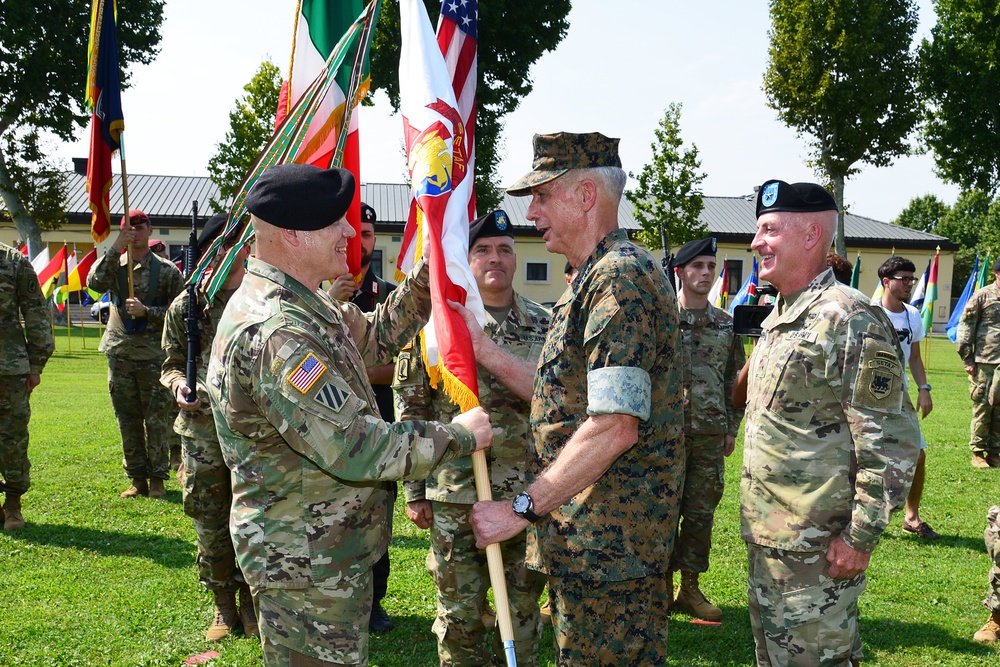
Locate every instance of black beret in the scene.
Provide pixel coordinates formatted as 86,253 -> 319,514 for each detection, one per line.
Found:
469,210 -> 514,245
993,258 -> 1000,271
245,164 -> 355,230
674,237 -> 717,268
756,179 -> 837,219
196,213 -> 230,255
361,202 -> 376,224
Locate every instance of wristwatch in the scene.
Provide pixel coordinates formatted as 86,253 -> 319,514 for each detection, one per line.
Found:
918,384 -> 932,391
512,491 -> 543,523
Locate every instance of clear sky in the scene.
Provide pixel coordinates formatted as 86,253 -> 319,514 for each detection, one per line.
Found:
54,0 -> 960,224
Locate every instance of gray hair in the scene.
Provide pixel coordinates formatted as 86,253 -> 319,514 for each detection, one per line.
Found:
577,166 -> 627,204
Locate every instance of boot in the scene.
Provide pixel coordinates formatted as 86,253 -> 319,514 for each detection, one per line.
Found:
120,478 -> 148,499
148,478 -> 166,498
238,583 -> 259,639
987,452 -> 1000,469
974,611 -> 1000,642
206,590 -> 239,641
4,495 -> 25,531
369,600 -> 394,633
674,571 -> 723,622
170,445 -> 182,472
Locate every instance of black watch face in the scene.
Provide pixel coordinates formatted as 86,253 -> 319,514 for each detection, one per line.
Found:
513,493 -> 530,513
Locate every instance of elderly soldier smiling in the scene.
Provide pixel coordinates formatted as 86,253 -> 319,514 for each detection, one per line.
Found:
743,180 -> 920,667
206,163 -> 493,667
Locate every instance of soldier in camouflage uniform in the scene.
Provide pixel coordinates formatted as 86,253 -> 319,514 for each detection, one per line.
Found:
974,504 -> 1000,642
396,211 -> 550,667
955,260 -> 1000,469
465,133 -> 685,666
744,180 -> 920,666
205,164 -> 493,667
88,210 -> 185,499
0,242 -> 55,531
669,236 -> 745,622
161,214 -> 257,641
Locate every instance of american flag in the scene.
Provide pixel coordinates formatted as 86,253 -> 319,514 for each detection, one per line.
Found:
437,0 -> 478,220
288,353 -> 327,394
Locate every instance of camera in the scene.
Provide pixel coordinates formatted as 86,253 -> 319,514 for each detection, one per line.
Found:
733,286 -> 778,337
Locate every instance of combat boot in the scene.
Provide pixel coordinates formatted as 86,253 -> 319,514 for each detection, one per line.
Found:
148,478 -> 166,498
972,452 -> 992,469
674,571 -> 723,622
238,583 -> 259,639
120,478 -> 148,498
4,495 -> 25,531
206,590 -> 239,641
974,611 -> 1000,642
986,452 -> 1000,469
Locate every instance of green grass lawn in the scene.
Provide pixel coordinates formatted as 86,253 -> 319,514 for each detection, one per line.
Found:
1,328 -> 998,666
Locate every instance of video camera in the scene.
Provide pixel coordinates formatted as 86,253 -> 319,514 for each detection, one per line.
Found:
733,286 -> 778,337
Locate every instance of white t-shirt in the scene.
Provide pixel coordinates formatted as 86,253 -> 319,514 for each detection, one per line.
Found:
878,301 -> 924,374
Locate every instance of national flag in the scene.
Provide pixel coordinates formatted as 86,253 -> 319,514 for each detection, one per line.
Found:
850,253 -> 861,289
54,247 -> 76,312
37,245 -> 68,298
977,254 -> 992,291
55,248 -> 102,306
191,1 -> 380,306
396,0 -> 478,278
909,258 -> 930,310
275,0 -> 377,277
85,0 -> 124,244
19,244 -> 28,257
920,249 -> 939,334
708,258 -> 728,309
30,247 -> 51,277
947,254 -> 980,343
728,257 -> 758,314
399,0 -> 484,409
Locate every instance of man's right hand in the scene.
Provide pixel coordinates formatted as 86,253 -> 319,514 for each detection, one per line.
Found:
328,274 -> 356,302
112,226 -> 136,253
447,300 -> 487,354
452,406 -> 492,451
966,364 -> 977,376
406,500 -> 433,529
176,385 -> 201,411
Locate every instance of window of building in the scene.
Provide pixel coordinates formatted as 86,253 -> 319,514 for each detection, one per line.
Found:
726,259 -> 743,297
525,261 -> 549,284
372,249 -> 384,278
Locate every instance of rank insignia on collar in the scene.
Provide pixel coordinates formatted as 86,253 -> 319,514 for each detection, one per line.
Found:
288,353 -> 327,394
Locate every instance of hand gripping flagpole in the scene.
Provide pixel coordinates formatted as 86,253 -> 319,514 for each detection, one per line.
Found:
471,452 -> 517,667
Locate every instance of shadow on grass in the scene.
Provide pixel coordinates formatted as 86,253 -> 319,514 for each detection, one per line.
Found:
6,522 -> 194,568
392,533 -> 431,551
863,617 -> 993,658
881,530 -> 986,553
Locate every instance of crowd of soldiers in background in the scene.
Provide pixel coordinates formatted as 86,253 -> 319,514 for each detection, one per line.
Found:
2,133 -> 1000,666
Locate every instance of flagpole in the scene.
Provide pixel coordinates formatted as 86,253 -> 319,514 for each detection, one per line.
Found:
119,135 -> 135,299
75,243 -> 86,349
63,241 -> 71,352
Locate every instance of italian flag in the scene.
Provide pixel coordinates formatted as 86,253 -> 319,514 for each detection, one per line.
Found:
276,0 -> 372,276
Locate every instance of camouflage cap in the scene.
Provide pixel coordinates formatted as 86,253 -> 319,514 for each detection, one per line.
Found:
507,132 -> 622,197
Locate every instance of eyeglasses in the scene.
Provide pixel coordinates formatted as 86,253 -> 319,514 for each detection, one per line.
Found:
890,276 -> 916,284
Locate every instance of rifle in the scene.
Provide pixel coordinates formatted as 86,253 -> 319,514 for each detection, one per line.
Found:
184,200 -> 201,404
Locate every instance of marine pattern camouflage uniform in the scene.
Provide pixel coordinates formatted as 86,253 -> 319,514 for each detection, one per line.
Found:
956,280 -> 1000,457
743,269 -> 920,667
0,243 -> 54,497
207,257 -> 477,666
984,505 -> 1000,613
161,287 -> 242,592
527,228 -> 684,666
395,293 -> 550,667
88,248 -> 184,481
672,303 -> 744,574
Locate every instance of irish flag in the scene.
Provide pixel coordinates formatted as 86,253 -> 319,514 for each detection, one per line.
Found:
276,0 -> 375,276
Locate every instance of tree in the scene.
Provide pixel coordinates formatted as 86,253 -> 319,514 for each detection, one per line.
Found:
0,130 -> 70,232
625,103 -> 707,254
893,194 -> 951,233
937,189 -> 994,289
207,60 -> 283,212
918,1 -> 1000,195
763,0 -> 921,256
0,0 -> 165,257
368,0 -> 571,212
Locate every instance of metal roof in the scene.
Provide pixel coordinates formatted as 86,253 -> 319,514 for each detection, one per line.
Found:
37,173 -> 954,249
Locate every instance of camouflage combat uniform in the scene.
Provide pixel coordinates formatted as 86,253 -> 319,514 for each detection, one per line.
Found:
395,293 -> 550,667
207,257 -> 477,666
671,304 -> 744,574
984,505 -> 1000,614
88,248 -> 184,481
956,280 -> 1000,457
161,287 -> 242,592
743,269 -> 920,667
0,243 -> 54,497
527,228 -> 684,666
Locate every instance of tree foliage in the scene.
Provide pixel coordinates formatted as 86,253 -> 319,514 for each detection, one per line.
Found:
0,0 -> 165,255
893,194 -> 951,233
625,103 -> 707,253
763,0 -> 920,256
368,0 -> 571,212
0,131 -> 69,231
207,60 -> 283,212
918,1 -> 1000,195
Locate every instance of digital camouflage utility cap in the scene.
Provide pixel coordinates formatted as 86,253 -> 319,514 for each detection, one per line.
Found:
507,132 -> 622,196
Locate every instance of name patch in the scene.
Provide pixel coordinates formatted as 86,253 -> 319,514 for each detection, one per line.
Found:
787,330 -> 818,343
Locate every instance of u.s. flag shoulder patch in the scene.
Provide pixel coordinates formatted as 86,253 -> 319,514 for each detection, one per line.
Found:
288,353 -> 327,394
